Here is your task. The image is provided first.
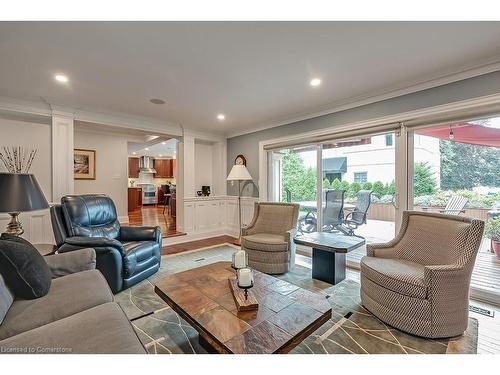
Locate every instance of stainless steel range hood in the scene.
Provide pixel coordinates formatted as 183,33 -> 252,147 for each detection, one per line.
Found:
139,156 -> 156,173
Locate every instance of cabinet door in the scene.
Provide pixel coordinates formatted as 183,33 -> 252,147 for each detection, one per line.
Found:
172,159 -> 176,178
128,157 -> 140,178
166,159 -> 173,178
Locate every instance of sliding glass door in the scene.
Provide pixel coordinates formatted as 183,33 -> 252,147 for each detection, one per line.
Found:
408,116 -> 500,303
269,131 -> 402,267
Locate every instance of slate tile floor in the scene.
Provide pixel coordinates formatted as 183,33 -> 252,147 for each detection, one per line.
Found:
115,245 -> 478,354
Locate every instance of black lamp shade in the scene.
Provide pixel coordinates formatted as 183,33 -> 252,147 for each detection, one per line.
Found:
0,173 -> 49,212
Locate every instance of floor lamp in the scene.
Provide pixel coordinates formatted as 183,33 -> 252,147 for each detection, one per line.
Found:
226,164 -> 253,246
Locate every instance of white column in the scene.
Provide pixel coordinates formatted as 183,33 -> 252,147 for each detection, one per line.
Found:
182,135 -> 195,198
51,113 -> 74,202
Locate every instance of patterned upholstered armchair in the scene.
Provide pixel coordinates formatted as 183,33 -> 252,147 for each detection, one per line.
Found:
361,211 -> 484,338
241,202 -> 300,274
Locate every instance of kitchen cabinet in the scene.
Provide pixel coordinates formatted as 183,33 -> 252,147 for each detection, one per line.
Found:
153,159 -> 174,178
128,187 -> 142,212
128,157 -> 140,178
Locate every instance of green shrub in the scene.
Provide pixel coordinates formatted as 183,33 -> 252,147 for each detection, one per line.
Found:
485,218 -> 500,241
414,162 -> 437,197
331,178 -> 342,190
349,182 -> 361,197
372,181 -> 386,198
323,178 -> 331,189
385,180 -> 396,195
362,182 -> 373,190
340,180 -> 350,192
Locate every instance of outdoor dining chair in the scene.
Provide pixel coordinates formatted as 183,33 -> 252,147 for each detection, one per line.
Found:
341,190 -> 373,235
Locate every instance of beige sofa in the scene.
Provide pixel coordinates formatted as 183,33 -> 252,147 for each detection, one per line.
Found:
241,202 -> 300,274
360,211 -> 484,338
0,248 -> 146,354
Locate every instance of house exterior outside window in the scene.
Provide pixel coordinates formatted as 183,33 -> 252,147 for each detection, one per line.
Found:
354,172 -> 368,184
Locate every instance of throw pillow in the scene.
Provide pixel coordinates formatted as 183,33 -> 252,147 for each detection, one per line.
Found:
0,234 -> 51,299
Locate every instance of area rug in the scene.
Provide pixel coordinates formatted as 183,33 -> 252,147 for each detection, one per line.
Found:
114,245 -> 478,354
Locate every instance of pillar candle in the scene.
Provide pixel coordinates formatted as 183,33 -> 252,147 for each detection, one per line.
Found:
238,268 -> 253,287
232,250 -> 247,269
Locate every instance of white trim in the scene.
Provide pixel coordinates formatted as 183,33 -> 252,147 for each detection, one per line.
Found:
226,59 -> 500,138
118,216 -> 129,224
0,95 -> 182,137
258,92 -> 500,200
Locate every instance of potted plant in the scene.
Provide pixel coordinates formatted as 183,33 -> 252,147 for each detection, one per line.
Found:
485,218 -> 500,258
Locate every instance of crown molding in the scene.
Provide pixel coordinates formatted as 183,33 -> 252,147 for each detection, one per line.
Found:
226,58 -> 500,139
0,95 -> 183,137
183,128 -> 226,143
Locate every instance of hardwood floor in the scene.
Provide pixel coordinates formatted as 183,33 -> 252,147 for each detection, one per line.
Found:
128,205 -> 185,238
162,235 -> 237,255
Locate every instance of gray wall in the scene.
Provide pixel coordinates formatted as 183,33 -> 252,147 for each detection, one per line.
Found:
227,70 -> 500,197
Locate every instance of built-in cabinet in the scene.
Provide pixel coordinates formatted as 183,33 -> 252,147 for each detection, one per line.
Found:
128,157 -> 176,178
127,187 -> 142,212
153,159 -> 175,178
128,157 -> 140,178
180,196 -> 256,236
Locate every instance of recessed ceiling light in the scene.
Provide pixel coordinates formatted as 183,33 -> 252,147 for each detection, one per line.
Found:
161,142 -> 166,145
145,148 -> 149,151
132,152 -> 137,155
55,74 -> 68,83
150,98 -> 165,105
217,114 -> 225,121
159,154 -> 163,157
310,78 -> 322,87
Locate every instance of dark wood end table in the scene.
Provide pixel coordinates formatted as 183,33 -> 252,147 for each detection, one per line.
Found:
294,232 -> 365,285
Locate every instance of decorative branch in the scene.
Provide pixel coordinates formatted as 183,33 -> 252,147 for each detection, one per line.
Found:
0,146 -> 38,173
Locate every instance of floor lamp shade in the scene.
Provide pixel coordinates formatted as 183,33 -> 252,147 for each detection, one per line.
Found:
0,173 -> 49,236
226,165 -> 252,181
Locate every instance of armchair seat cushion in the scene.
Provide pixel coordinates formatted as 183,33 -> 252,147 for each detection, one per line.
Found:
122,241 -> 160,277
361,256 -> 427,299
241,233 -> 288,252
0,270 -> 113,340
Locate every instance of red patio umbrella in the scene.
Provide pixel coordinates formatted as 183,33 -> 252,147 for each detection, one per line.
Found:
416,122 -> 500,147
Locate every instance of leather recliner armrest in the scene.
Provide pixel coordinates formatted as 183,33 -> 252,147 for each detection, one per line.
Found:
119,226 -> 162,244
62,236 -> 125,254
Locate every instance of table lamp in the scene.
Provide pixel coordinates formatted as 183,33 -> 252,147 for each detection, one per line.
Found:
0,173 -> 49,236
226,165 -> 252,245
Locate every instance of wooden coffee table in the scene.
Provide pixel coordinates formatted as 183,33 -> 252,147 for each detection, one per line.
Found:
154,261 -> 331,354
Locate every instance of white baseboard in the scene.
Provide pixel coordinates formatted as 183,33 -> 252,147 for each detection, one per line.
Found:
118,216 -> 129,224
162,228 -> 239,246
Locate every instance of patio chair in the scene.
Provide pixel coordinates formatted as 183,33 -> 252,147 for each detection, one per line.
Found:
339,190 -> 373,236
322,189 -> 345,232
440,195 -> 468,215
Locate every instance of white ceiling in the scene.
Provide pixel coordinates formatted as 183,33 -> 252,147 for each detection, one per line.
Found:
128,138 -> 177,158
1,22 -> 500,136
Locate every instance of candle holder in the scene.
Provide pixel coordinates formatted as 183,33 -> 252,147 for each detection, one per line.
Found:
228,267 -> 258,311
238,280 -> 254,300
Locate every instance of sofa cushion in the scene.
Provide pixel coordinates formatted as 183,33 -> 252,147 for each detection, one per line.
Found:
0,269 -> 113,340
361,256 -> 427,299
0,274 -> 14,325
0,302 -> 146,354
0,235 -> 52,299
241,233 -> 288,252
